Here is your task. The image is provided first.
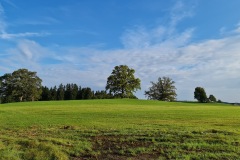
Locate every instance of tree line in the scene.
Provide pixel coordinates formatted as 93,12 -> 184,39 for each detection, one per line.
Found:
40,84 -> 111,101
0,69 -> 117,103
0,65 -> 220,104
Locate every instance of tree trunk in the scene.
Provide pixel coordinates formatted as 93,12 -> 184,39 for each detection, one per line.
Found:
121,87 -> 124,98
19,96 -> 23,102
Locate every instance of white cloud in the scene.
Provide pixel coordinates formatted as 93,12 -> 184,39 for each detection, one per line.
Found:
14,17 -> 60,26
234,22 -> 240,33
0,2 -> 49,40
1,0 -> 240,102
2,23 -> 240,102
0,2 -> 6,34
0,32 -> 50,39
170,1 -> 195,27
17,39 -> 44,60
2,0 -> 17,8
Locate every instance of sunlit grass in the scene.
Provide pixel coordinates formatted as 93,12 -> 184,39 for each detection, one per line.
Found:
0,99 -> 239,159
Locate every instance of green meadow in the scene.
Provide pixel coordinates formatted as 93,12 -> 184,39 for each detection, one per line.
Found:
0,99 -> 239,159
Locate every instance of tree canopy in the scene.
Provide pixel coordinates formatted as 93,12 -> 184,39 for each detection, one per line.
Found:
0,69 -> 42,103
194,87 -> 208,103
145,77 -> 177,101
208,94 -> 217,102
106,65 -> 141,98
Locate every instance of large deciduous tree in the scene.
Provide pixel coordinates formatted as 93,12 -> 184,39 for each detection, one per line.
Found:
0,69 -> 42,103
106,65 -> 141,98
145,77 -> 177,101
194,87 -> 208,103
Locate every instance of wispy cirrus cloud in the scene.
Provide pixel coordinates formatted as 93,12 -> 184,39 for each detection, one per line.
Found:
13,17 -> 60,26
0,2 -> 6,34
121,0 -> 195,49
0,31 -> 50,39
170,0 -> 195,27
2,0 -> 17,8
0,2 -> 50,40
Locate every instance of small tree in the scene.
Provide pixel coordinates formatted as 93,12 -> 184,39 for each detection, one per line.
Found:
145,77 -> 177,101
194,87 -> 207,103
106,65 -> 141,98
208,94 -> 217,102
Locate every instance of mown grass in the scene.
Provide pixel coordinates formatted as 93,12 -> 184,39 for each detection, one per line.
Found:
0,99 -> 239,159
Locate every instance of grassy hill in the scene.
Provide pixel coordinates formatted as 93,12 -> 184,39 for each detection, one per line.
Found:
0,99 -> 239,159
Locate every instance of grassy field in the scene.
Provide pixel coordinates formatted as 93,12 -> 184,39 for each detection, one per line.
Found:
0,99 -> 239,159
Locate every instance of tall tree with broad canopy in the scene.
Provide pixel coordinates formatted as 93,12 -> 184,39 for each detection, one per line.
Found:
194,87 -> 208,103
0,69 -> 42,103
106,65 -> 141,98
145,77 -> 177,101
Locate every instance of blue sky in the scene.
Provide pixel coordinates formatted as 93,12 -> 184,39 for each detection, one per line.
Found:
1,0 -> 240,102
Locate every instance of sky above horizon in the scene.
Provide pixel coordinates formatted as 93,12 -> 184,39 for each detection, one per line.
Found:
0,0 -> 240,102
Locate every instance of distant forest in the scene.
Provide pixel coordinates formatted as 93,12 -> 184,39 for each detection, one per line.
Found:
41,84 -> 115,101
40,83 -> 138,101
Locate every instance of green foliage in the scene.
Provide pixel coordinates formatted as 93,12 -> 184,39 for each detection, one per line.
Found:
49,86 -> 57,100
41,86 -> 51,101
0,69 -> 42,103
145,77 -> 177,101
81,87 -> 94,99
106,65 -> 141,98
94,90 -> 111,99
40,84 -> 112,101
57,84 -> 65,100
209,94 -> 217,102
0,73 -> 14,103
64,84 -> 78,100
194,87 -> 208,103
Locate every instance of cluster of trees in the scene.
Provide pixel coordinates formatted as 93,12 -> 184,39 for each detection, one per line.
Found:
1,65 -> 221,104
106,65 -> 177,101
106,66 -> 220,103
0,65 -> 141,103
40,84 -> 111,101
0,69 -> 111,103
194,87 -> 220,103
